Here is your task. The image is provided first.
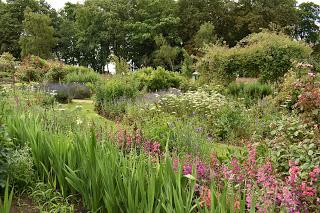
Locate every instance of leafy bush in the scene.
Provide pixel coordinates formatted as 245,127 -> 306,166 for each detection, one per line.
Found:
228,82 -> 272,99
227,82 -> 273,105
45,62 -> 67,82
0,53 -> 16,82
267,114 -> 319,176
95,76 -> 139,119
64,66 -> 99,83
155,89 -> 252,142
17,55 -> 49,82
197,31 -> 312,83
0,124 -> 12,189
64,70 -> 99,84
209,105 -> 251,141
134,67 -> 183,92
112,55 -> 130,74
7,146 -> 34,188
274,63 -> 320,127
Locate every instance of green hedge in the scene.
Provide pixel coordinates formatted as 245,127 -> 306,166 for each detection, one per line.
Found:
134,67 -> 183,92
197,31 -> 312,83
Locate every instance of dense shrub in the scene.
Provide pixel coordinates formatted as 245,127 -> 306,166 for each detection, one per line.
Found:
7,146 -> 34,188
197,31 -> 312,83
134,67 -> 183,92
45,62 -> 67,82
16,56 -> 100,84
274,63 -> 320,128
64,65 -> 99,83
64,70 -> 99,84
228,82 -> 272,99
227,82 -> 273,105
95,76 -> 139,119
155,89 -> 252,142
17,55 -> 49,82
0,124 -> 12,189
0,53 -> 16,82
267,114 -> 319,176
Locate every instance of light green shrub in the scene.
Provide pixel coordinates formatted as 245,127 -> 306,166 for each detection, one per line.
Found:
0,53 -> 16,81
45,62 -> 66,82
197,31 -> 312,83
95,76 -> 139,119
64,65 -> 99,83
7,146 -> 34,188
134,67 -> 183,92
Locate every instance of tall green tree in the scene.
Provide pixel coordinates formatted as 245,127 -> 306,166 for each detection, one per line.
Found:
0,0 -> 58,58
19,9 -> 56,59
296,2 -> 320,45
56,3 -> 82,65
75,1 -> 110,72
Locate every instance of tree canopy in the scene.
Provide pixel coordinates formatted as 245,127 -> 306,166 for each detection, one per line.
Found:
0,0 -> 319,71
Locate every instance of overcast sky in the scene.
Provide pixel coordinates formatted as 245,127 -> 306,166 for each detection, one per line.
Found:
47,0 -> 320,10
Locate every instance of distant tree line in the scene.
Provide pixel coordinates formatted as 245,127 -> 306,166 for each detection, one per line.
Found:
0,0 -> 319,72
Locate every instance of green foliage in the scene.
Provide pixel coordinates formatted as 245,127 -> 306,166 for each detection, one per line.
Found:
7,146 -> 34,188
95,76 -> 139,119
54,90 -> 73,104
112,55 -> 130,75
64,66 -> 99,84
180,49 -> 194,78
45,62 -> 66,82
297,2 -> 320,45
44,60 -> 99,84
268,114 -> 319,176
19,9 -> 56,59
197,31 -> 312,84
0,52 -> 16,81
17,55 -> 48,82
134,67 -> 183,92
31,182 -> 75,212
227,82 -> 273,105
0,179 -> 13,213
209,105 -> 250,141
4,110 -> 201,212
194,22 -> 219,48
155,89 -> 252,142
0,125 -> 12,189
153,35 -> 180,71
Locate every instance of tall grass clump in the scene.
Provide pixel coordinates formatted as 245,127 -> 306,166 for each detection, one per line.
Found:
0,180 -> 13,213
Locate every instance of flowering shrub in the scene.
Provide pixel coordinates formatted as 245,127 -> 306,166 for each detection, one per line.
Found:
156,89 -> 227,117
155,89 -> 252,142
176,146 -> 320,212
275,63 -> 320,129
265,114 -> 320,178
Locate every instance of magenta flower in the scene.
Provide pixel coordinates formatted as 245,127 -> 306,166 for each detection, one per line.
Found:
183,164 -> 192,175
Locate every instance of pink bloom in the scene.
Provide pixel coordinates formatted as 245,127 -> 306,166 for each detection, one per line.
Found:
183,164 -> 192,175
196,162 -> 207,179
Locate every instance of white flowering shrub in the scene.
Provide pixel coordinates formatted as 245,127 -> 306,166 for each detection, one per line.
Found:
156,90 -> 227,117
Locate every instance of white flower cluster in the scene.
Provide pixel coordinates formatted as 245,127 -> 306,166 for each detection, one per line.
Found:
156,90 -> 227,117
